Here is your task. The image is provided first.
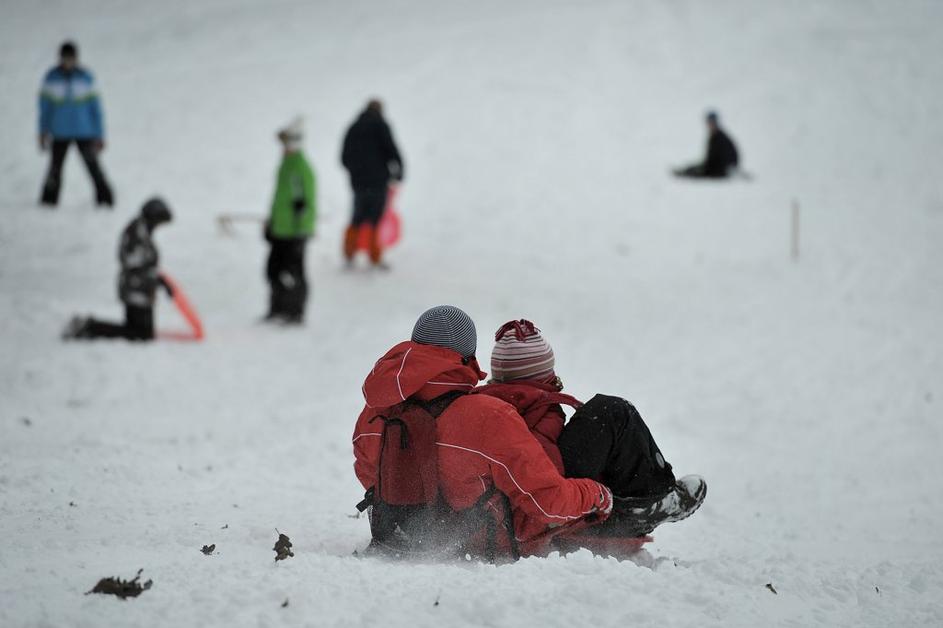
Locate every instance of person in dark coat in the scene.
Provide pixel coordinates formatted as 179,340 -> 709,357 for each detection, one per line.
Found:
674,111 -> 740,179
340,99 -> 403,267
38,41 -> 114,207
62,198 -> 173,341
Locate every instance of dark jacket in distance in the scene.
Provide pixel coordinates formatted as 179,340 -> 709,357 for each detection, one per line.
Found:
703,129 -> 739,177
117,217 -> 160,307
341,109 -> 403,190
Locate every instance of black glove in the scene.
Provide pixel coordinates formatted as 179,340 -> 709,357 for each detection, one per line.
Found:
292,198 -> 306,213
158,275 -> 174,298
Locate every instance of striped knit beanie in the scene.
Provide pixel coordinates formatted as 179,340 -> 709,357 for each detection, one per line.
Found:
490,320 -> 555,383
411,305 -> 477,358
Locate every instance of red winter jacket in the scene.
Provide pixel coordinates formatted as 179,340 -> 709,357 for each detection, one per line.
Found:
473,382 -> 582,475
352,341 -> 606,553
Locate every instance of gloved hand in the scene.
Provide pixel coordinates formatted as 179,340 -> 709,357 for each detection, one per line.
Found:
292,197 -> 306,213
389,161 -> 403,182
158,275 -> 174,298
591,483 -> 614,523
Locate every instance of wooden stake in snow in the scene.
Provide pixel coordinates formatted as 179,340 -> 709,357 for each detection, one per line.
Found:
791,199 -> 800,262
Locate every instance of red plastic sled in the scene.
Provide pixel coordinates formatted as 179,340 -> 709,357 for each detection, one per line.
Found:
523,516 -> 652,559
554,533 -> 653,559
158,273 -> 204,341
356,185 -> 402,251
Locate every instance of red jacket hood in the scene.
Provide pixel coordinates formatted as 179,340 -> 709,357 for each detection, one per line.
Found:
362,341 -> 486,409
474,382 -> 582,429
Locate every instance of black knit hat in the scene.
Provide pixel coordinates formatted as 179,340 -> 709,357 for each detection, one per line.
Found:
141,197 -> 172,226
60,41 -> 78,58
411,305 -> 477,358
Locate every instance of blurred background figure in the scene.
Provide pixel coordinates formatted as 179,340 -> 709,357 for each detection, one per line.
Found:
263,117 -> 316,324
62,198 -> 172,341
38,41 -> 114,207
341,99 -> 403,269
673,110 -> 740,179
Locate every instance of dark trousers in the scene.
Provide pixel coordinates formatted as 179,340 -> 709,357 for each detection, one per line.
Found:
350,188 -> 386,227
41,139 -> 114,206
266,238 -> 307,319
82,305 -> 154,341
558,394 -> 676,499
674,164 -> 728,179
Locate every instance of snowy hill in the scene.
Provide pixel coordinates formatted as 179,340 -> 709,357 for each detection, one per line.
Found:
2,0 -> 943,626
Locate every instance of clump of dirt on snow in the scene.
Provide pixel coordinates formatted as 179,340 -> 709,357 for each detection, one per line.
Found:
86,569 -> 152,599
274,532 -> 293,561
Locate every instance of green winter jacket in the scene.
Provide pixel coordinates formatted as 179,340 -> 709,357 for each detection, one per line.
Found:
269,151 -> 316,239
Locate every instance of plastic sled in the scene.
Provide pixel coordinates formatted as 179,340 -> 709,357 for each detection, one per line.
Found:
523,516 -> 652,560
554,533 -> 653,559
158,273 -> 204,341
356,185 -> 402,251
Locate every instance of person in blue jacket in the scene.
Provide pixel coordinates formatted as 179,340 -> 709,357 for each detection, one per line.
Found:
38,41 -> 114,207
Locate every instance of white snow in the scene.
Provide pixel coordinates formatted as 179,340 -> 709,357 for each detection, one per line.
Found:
2,0 -> 943,626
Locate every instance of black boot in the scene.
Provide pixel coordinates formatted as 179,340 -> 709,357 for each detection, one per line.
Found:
609,475 -> 707,536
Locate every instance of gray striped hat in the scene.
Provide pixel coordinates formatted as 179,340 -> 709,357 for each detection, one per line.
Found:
411,305 -> 477,358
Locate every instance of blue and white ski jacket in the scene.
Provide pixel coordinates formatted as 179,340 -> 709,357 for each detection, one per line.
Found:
38,66 -> 104,139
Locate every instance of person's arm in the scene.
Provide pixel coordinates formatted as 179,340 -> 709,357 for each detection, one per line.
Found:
352,407 -> 382,490
289,170 -> 306,214
38,73 -> 55,149
380,121 -> 404,181
340,128 -> 353,170
472,404 -> 610,529
89,95 -> 104,147
84,71 -> 105,148
304,161 -> 317,235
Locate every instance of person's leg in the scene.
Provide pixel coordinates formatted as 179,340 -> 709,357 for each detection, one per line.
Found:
558,394 -> 676,499
40,140 -> 70,206
125,306 -> 154,340
560,394 -> 706,537
361,188 -> 387,266
345,189 -> 375,261
289,240 -> 308,320
267,240 -> 299,319
279,240 -> 307,322
673,164 -> 706,178
266,241 -> 284,318
76,140 -> 114,206
76,316 -> 128,339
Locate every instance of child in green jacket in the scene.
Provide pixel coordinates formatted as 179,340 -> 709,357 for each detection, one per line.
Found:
265,117 -> 316,323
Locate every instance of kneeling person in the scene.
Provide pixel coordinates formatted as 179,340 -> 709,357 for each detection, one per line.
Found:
63,198 -> 172,341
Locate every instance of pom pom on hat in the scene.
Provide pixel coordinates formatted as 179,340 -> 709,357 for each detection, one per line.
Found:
277,116 -> 305,150
490,320 -> 555,383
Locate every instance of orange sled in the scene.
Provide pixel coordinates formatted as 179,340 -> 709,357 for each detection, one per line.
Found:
158,273 -> 204,341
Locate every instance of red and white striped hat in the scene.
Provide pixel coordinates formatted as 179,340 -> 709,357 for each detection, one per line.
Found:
490,320 -> 555,383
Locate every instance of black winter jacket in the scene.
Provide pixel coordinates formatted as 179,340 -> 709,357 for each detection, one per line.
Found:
117,217 -> 160,308
703,129 -> 739,177
341,110 -> 403,190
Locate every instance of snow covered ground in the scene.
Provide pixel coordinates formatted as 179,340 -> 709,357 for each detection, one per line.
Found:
2,0 -> 943,625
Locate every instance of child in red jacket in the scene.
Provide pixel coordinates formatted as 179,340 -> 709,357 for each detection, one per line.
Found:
476,319 -> 706,538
